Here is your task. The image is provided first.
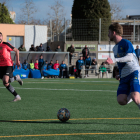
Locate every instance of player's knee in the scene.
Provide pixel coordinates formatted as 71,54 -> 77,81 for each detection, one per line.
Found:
3,80 -> 9,87
131,92 -> 140,102
117,98 -> 127,105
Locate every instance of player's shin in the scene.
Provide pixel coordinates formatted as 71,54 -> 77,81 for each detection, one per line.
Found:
127,94 -> 133,104
6,84 -> 17,96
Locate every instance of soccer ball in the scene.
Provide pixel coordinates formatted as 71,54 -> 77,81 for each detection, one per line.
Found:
57,108 -> 70,122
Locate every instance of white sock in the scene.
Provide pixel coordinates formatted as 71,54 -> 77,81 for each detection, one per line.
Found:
127,94 -> 133,104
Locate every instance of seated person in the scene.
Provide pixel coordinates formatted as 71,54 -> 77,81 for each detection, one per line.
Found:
91,58 -> 98,74
42,60 -> 48,71
60,61 -> 67,78
76,56 -> 84,78
99,62 -> 108,78
53,60 -> 59,70
73,65 -> 78,78
47,60 -> 53,70
22,59 -> 29,70
29,60 -> 34,70
34,59 -> 39,70
15,60 -> 22,69
84,55 -> 91,77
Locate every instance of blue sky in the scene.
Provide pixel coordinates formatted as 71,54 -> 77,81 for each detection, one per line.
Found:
4,0 -> 140,23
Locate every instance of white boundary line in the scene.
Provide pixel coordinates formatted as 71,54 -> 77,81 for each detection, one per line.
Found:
0,87 -> 116,92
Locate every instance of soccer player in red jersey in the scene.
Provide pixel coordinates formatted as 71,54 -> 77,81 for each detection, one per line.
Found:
0,32 -> 23,102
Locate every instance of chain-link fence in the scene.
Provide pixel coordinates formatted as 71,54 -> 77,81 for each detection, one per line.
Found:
47,18 -> 140,43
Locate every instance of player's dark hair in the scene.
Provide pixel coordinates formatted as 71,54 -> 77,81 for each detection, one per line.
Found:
109,22 -> 123,36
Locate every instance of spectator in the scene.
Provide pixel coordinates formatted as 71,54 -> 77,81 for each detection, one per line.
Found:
53,60 -> 60,70
35,46 -> 39,51
82,45 -> 90,62
22,59 -> 29,70
73,66 -> 78,78
46,46 -> 52,52
18,44 -> 26,51
16,60 -> 22,69
84,55 -> 91,77
76,56 -> 84,78
29,44 -> 35,51
99,62 -> 108,78
91,58 -> 98,74
67,44 -> 75,65
135,45 -> 140,61
47,60 -> 54,70
60,61 -> 67,78
42,60 -> 48,71
29,60 -> 34,70
34,59 -> 39,70
37,43 -> 44,51
13,60 -> 16,70
55,45 -> 62,52
38,55 -> 45,73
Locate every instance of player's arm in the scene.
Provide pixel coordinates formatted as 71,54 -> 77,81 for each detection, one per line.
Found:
113,53 -> 133,63
13,48 -> 20,67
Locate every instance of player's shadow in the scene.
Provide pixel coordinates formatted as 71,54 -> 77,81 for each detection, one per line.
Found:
0,120 -> 139,126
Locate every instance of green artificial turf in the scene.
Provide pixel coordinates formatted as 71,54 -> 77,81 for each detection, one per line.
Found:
0,78 -> 140,140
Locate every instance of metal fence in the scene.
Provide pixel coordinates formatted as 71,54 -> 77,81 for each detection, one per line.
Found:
47,18 -> 140,43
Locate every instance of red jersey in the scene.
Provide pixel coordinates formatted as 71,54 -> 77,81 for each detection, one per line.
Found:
53,63 -> 59,70
34,63 -> 39,69
0,42 -> 14,66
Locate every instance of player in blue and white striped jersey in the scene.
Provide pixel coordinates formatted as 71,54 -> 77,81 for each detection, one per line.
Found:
107,22 -> 140,109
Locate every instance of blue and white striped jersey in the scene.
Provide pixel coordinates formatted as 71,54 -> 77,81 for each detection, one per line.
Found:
113,39 -> 140,78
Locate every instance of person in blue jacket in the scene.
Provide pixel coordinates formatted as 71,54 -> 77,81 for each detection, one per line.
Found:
38,55 -> 45,77
22,59 -> 29,70
135,45 -> 140,61
47,60 -> 53,70
60,61 -> 67,78
15,60 -> 22,69
42,60 -> 48,71
85,55 -> 91,77
76,56 -> 84,78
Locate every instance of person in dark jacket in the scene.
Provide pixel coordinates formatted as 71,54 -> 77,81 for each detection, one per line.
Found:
46,46 -> 52,52
67,44 -> 75,65
37,43 -> 44,51
18,44 -> 26,51
55,45 -> 62,52
76,56 -> 84,78
82,45 -> 90,62
29,44 -> 35,51
60,61 -> 67,78
38,55 -> 45,78
135,45 -> 140,61
22,59 -> 29,70
47,60 -> 54,70
84,55 -> 91,77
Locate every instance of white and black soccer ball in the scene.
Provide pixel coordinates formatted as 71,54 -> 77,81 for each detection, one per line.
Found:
57,108 -> 70,122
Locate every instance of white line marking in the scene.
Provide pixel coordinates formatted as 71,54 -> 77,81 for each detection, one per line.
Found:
0,87 -> 116,92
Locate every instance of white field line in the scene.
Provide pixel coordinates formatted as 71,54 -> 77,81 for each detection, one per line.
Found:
0,87 -> 116,92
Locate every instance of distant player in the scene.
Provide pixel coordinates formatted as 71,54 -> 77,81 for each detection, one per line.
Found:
107,23 -> 140,108
0,32 -> 23,102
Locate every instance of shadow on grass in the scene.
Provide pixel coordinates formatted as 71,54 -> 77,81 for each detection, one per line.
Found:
0,120 -> 139,126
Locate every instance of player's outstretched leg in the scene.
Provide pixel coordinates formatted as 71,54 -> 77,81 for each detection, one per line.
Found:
14,75 -> 23,86
3,75 -> 21,102
131,92 -> 140,109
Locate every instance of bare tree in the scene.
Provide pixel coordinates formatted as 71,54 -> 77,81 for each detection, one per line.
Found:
109,0 -> 124,20
17,0 -> 37,24
47,0 -> 68,41
0,0 -> 11,8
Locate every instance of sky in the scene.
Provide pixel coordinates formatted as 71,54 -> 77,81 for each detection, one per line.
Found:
2,0 -> 140,23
